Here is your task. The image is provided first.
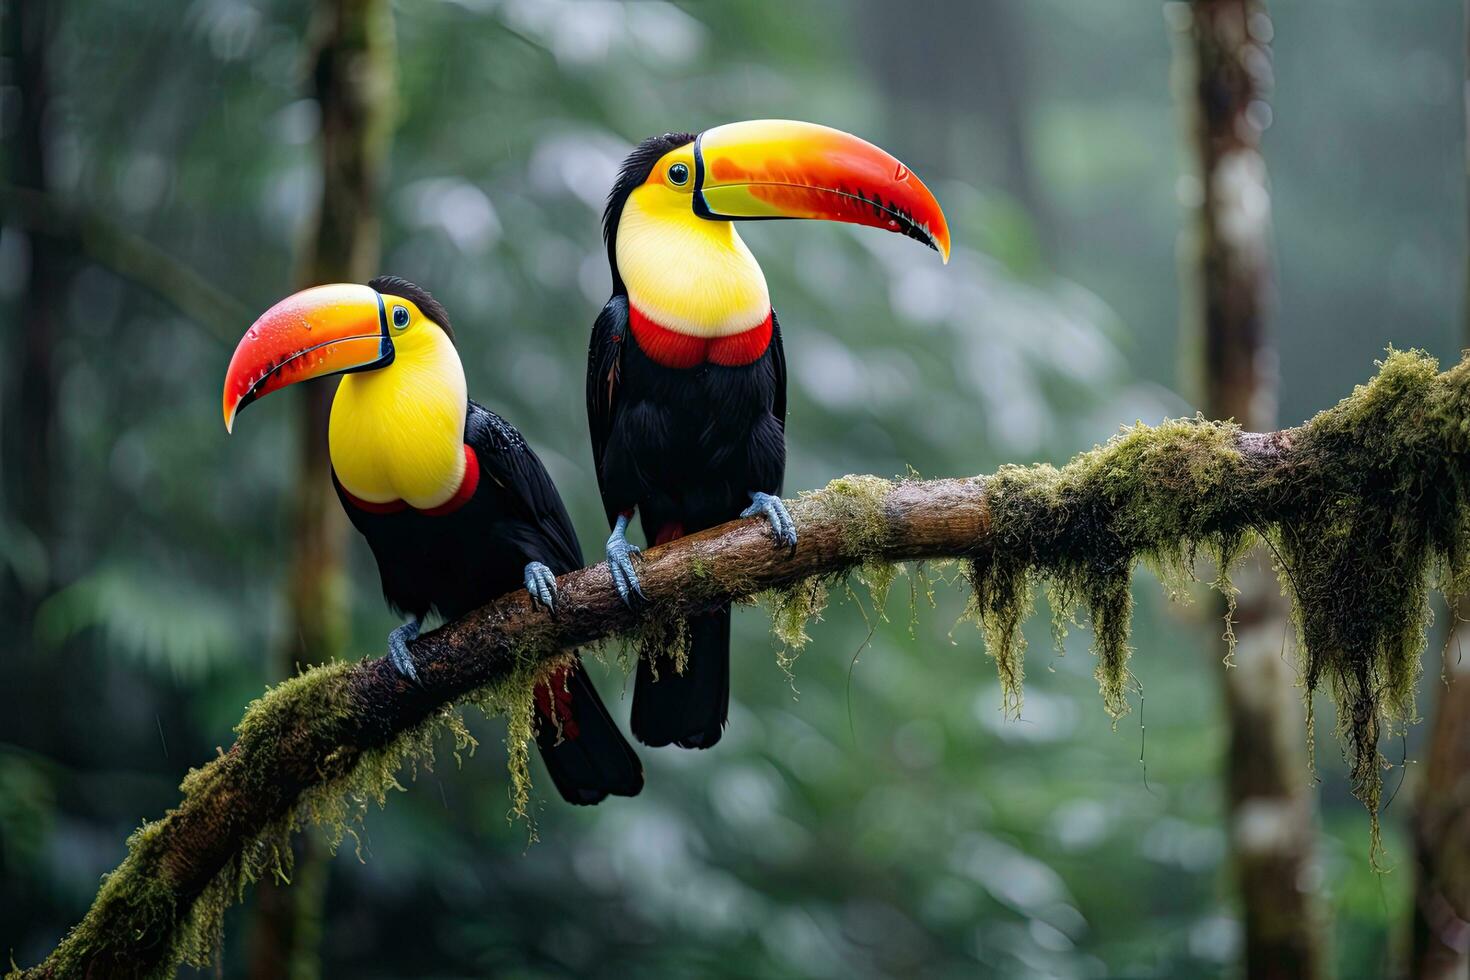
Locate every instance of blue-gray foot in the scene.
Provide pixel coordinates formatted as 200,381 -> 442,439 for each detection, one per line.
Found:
524,561 -> 558,611
387,618 -> 422,683
605,513 -> 644,605
742,491 -> 797,548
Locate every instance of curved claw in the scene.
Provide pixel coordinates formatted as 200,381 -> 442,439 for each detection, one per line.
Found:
524,561 -> 558,612
386,619 -> 422,684
605,514 -> 645,606
742,491 -> 797,549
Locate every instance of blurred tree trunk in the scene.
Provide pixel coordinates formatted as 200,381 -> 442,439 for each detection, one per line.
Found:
1405,6 -> 1470,975
1411,637 -> 1470,977
1173,3 -> 1325,977
857,0 -> 1052,251
247,2 -> 395,977
2,0 -> 66,607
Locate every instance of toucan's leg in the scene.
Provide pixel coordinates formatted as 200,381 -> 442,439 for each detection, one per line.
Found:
605,513 -> 644,606
525,561 -> 558,611
742,491 -> 796,548
386,618 -> 421,683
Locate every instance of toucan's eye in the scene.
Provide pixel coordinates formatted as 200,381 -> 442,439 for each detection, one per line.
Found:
392,305 -> 410,329
668,162 -> 690,186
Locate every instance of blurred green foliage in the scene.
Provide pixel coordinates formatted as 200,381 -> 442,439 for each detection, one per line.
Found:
0,1 -> 1461,977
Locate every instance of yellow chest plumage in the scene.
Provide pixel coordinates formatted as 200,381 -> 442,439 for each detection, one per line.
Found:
328,326 -> 468,510
616,187 -> 770,337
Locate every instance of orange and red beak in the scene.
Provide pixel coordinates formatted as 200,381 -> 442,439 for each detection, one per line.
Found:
692,119 -> 950,262
222,283 -> 393,432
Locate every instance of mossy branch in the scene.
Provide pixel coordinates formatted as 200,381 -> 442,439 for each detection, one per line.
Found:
16,349 -> 1470,978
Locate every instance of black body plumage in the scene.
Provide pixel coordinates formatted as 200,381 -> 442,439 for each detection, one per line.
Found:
589,297 -> 786,533
338,392 -> 642,804
590,145 -> 789,748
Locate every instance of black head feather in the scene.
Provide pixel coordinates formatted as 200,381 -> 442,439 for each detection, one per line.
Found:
368,275 -> 455,343
602,131 -> 697,293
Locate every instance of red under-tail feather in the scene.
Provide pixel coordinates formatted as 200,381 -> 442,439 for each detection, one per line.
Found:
533,661 -> 643,804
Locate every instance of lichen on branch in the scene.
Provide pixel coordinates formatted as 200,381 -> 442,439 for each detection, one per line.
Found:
16,349 -> 1470,979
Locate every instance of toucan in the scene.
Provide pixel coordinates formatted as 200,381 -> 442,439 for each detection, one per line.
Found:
224,276 -> 643,805
590,119 -> 950,749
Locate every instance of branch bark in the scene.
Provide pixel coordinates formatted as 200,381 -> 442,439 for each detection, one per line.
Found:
14,346 -> 1470,976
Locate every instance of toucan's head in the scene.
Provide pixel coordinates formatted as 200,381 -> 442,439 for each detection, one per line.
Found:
603,119 -> 950,290
222,275 -> 454,432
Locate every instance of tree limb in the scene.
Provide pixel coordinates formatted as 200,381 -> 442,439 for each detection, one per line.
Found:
15,350 -> 1470,978
0,185 -> 250,345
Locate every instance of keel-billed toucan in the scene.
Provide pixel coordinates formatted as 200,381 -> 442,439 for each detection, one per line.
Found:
590,119 -> 949,749
224,277 -> 642,805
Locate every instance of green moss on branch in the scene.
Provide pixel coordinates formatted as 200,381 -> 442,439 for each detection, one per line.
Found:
963,350 -> 1470,852
970,414 -> 1249,718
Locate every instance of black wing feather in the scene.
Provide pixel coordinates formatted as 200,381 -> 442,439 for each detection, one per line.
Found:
466,401 -> 583,574
587,295 -> 629,527
770,309 -> 787,434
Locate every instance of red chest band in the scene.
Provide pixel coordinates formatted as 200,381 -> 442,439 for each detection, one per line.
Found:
629,307 -> 772,369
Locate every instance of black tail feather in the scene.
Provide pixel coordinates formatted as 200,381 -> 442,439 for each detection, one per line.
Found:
631,605 -> 731,750
533,660 -> 643,805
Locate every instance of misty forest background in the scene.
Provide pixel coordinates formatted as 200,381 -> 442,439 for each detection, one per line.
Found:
2,1 -> 1467,977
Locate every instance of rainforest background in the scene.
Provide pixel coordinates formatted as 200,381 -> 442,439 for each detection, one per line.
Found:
1,1 -> 1464,977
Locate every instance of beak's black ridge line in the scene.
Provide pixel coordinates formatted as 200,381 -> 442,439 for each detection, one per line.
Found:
692,131 -> 715,220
